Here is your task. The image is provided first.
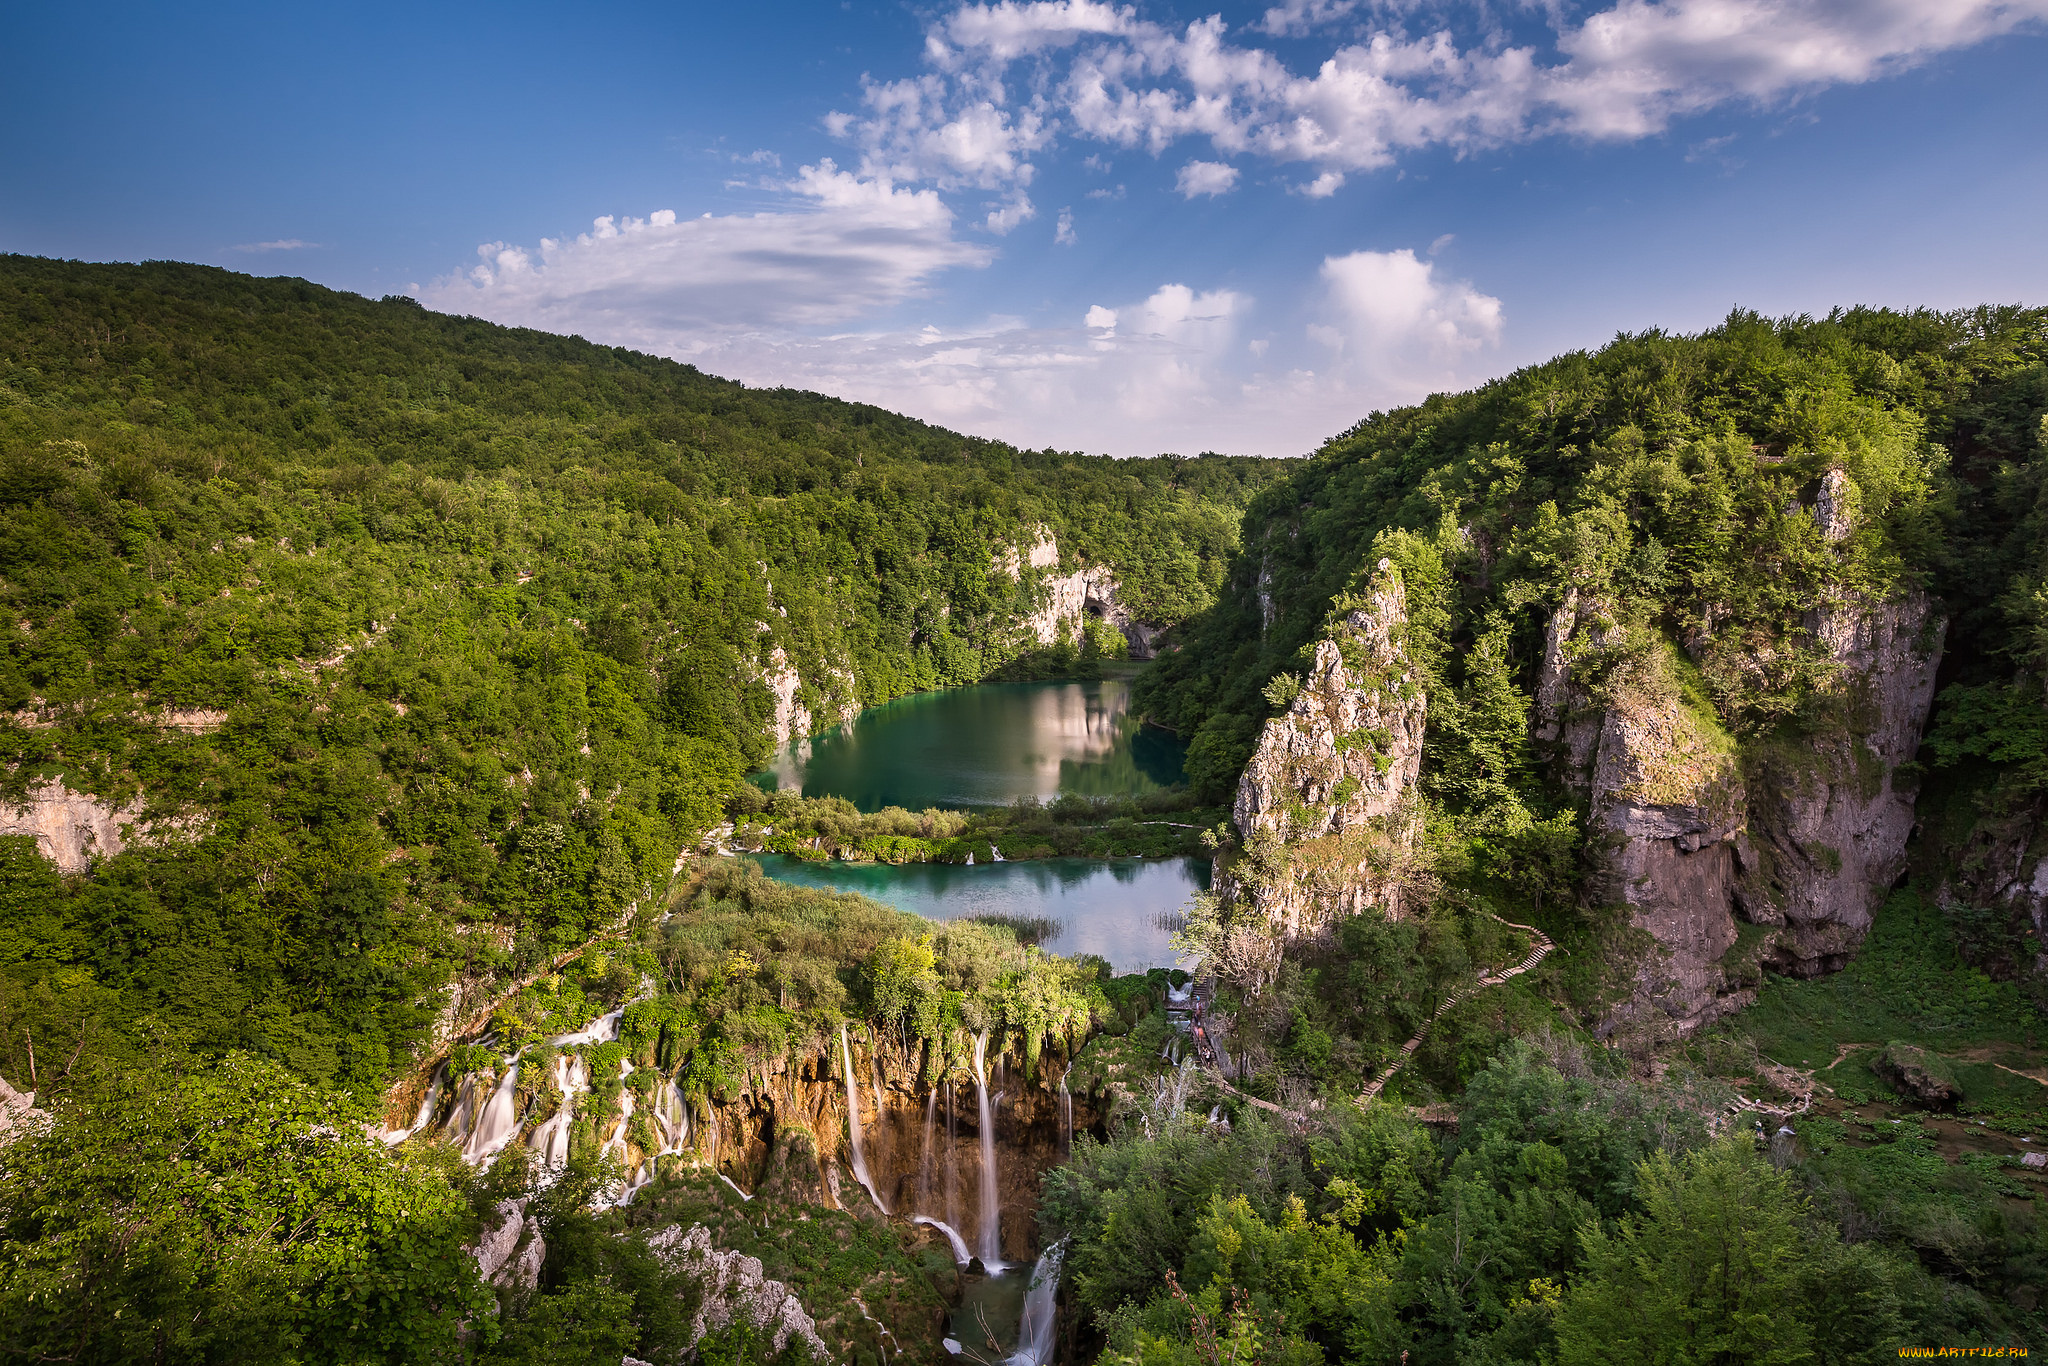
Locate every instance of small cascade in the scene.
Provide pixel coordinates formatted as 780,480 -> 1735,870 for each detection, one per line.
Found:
966,852 -> 975,865
945,1082 -> 961,1233
462,1062 -> 522,1162
1004,1242 -> 1067,1366
991,847 -> 1005,862
911,1215 -> 973,1265
972,1031 -> 1001,1267
529,1053 -> 582,1169
839,1025 -> 889,1214
547,1009 -> 621,1048
444,1074 -> 479,1147
411,1068 -> 445,1131
919,1088 -> 938,1213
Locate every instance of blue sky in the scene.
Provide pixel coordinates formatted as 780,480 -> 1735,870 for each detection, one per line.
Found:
6,0 -> 2045,455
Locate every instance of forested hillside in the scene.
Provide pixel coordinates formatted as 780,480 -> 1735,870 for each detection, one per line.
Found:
0,256 -> 1289,1099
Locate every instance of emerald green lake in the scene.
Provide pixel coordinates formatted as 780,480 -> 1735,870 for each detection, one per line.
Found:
753,678 -> 1184,811
747,679 -> 1203,970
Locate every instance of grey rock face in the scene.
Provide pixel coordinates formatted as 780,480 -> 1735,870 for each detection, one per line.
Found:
1224,562 -> 1426,936
0,1075 -> 45,1145
645,1223 -> 830,1360
1739,594 -> 1944,976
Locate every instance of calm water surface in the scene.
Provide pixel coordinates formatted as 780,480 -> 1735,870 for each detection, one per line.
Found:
747,679 -> 1203,971
753,678 -> 1184,811
743,853 -> 1206,972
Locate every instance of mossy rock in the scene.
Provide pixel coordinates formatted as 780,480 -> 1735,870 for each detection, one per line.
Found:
1875,1042 -> 1962,1108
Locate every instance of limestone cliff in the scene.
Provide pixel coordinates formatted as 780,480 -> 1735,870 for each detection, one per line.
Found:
1222,561 -> 1427,937
1584,684 -> 1750,1034
1000,527 -> 1164,659
1538,577 -> 1943,1032
0,780 -> 148,874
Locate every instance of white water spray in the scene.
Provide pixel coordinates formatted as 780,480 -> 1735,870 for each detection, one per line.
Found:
972,1031 -> 1001,1266
839,1025 -> 888,1214
945,1081 -> 961,1233
463,1062 -> 522,1162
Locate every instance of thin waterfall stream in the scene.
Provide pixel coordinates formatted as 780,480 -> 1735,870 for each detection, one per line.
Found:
972,1030 -> 1002,1266
839,1025 -> 888,1214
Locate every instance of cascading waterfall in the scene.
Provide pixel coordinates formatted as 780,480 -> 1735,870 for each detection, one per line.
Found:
911,1215 -> 972,1265
972,1031 -> 1001,1266
462,1062 -> 522,1162
1004,1242 -> 1067,1366
839,1025 -> 888,1214
411,1069 -> 444,1131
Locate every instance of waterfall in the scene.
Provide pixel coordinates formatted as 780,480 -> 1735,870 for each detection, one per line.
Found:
972,1031 -> 1001,1266
920,1088 -> 938,1212
839,1025 -> 889,1214
1004,1242 -> 1067,1366
462,1062 -> 522,1162
1058,1071 -> 1073,1155
945,1082 -> 961,1233
911,1215 -> 972,1265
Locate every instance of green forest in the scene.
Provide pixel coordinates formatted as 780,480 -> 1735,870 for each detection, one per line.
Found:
1,260 -> 2046,1365
0,256 -> 1286,1100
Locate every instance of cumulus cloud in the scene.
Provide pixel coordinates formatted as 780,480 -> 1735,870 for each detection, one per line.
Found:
828,0 -> 2048,186
418,161 -> 991,341
1056,207 -> 1078,244
1176,159 -> 1241,197
1317,248 -> 1502,374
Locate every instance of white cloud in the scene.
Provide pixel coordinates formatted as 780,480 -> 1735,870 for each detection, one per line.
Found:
985,191 -> 1038,233
1298,170 -> 1346,197
1176,159 -> 1241,197
1085,304 -> 1118,330
1056,206 -> 1078,244
234,239 -> 318,251
418,161 -> 991,339
1316,247 -> 1502,384
829,0 -> 2048,189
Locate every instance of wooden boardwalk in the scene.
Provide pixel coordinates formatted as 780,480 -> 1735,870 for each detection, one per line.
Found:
1356,915 -> 1554,1103
1191,914 -> 1556,1123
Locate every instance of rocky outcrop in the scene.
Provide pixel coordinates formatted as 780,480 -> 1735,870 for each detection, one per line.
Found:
473,1197 -> 545,1290
645,1224 -> 830,1360
1223,561 -> 1427,937
0,780 -> 147,874
1738,593 -> 1944,976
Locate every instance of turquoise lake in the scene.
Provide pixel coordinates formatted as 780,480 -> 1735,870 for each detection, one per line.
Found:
747,679 -> 1203,970
753,677 -> 1185,811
